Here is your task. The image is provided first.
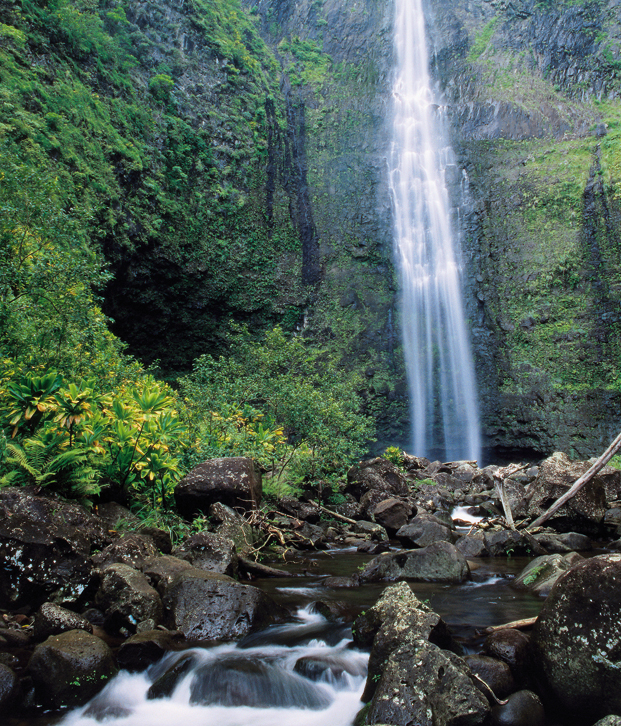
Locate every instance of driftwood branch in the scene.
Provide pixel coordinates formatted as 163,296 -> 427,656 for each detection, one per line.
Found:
307,500 -> 357,525
484,616 -> 537,634
528,430 -> 621,530
238,556 -> 294,579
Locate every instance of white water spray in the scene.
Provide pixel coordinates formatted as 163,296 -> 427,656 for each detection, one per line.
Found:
390,0 -> 481,461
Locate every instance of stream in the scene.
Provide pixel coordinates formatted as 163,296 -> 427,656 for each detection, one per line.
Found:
25,548 -> 544,726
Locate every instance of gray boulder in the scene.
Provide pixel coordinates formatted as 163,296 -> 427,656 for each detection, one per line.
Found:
396,514 -> 455,548
490,690 -> 545,726
33,602 -> 93,641
27,630 -> 117,708
594,718 -> 621,726
464,654 -> 516,699
91,533 -> 159,569
455,531 -> 487,557
532,553 -> 621,721
172,532 -> 238,577
533,531 -> 592,553
369,498 -> 412,533
524,452 -> 606,535
484,529 -> 529,557
359,541 -> 469,583
116,629 -> 185,672
210,501 -> 263,555
175,457 -> 262,517
483,629 -> 532,684
95,563 -> 163,632
163,568 -> 288,641
365,639 -> 489,725
353,520 -> 388,541
141,555 -> 194,595
512,552 -> 583,596
0,663 -> 18,709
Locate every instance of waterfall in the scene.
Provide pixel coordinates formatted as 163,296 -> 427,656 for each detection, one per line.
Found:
390,0 -> 481,462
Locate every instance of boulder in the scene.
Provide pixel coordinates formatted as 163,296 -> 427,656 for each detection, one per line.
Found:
490,690 -> 545,726
365,639 -> 490,725
141,555 -> 194,595
532,553 -> 621,721
512,552 -> 583,596
95,563 -> 163,632
27,630 -> 117,708
174,457 -> 262,517
594,718 -> 621,726
163,568 -> 288,641
0,487 -> 110,609
524,452 -> 607,535
359,541 -> 469,584
209,501 -> 262,554
116,630 -> 185,672
172,532 -> 238,577
33,602 -> 93,641
138,526 -> 172,554
455,531 -> 487,557
532,531 -> 592,553
92,533 -> 159,569
353,520 -> 388,541
464,654 -> 516,699
346,458 -> 409,500
353,582 -> 459,701
293,654 -> 366,684
0,663 -> 18,709
369,498 -> 412,533
483,629 -> 532,684
484,529 -> 529,557
277,497 -> 320,523
396,514 -> 455,548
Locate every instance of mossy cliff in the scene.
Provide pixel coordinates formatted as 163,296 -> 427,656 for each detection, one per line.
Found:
1,0 -> 620,458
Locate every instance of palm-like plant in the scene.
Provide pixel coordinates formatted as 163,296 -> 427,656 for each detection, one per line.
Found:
5,371 -> 62,437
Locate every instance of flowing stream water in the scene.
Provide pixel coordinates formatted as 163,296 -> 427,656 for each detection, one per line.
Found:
26,550 -> 544,726
390,0 -> 480,461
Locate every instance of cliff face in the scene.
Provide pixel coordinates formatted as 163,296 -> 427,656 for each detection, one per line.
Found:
3,0 -> 620,458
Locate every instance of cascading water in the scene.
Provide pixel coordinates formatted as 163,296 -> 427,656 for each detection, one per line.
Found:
390,0 -> 481,462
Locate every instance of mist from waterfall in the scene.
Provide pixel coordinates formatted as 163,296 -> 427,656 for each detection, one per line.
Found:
390,0 -> 481,462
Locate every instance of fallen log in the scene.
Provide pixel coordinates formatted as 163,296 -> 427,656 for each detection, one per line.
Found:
238,556 -> 295,579
483,616 -> 538,634
527,430 -> 621,530
307,500 -> 357,525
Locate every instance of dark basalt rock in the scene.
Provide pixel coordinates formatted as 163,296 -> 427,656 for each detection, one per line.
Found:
359,541 -> 469,583
532,553 -> 621,722
512,552 -> 583,596
346,458 -> 409,500
455,531 -> 488,557
293,654 -> 366,683
0,663 -> 18,709
92,533 -> 159,570
483,629 -> 532,685
27,630 -> 117,709
172,532 -> 238,577
491,689 -> 545,726
174,457 -> 262,517
33,602 -> 94,641
396,514 -> 455,548
116,630 -> 185,672
369,498 -> 412,533
162,568 -> 288,641
95,563 -> 163,633
464,654 -> 516,699
141,555 -> 196,596
0,487 -> 110,609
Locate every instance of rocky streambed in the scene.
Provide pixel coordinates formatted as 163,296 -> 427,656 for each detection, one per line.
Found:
3,452 -> 621,725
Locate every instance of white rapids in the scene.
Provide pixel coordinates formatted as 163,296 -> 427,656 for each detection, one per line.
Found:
390,0 -> 481,461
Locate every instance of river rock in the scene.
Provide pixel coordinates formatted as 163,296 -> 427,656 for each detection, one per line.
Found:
33,602 -> 94,641
594,718 -> 621,726
92,533 -> 159,569
346,458 -> 409,500
532,553 -> 621,721
353,581 -> 459,702
138,526 -> 172,554
95,563 -> 163,632
27,630 -> 117,708
141,555 -> 194,595
455,531 -> 487,557
532,531 -> 592,552
365,638 -> 490,725
524,452 -> 607,535
512,552 -> 583,596
483,629 -> 532,684
174,457 -> 262,517
0,663 -> 18,708
277,497 -> 320,523
396,514 -> 455,548
172,532 -> 238,577
490,689 -> 545,726
163,568 -> 288,641
359,541 -> 469,583
464,654 -> 516,699
369,498 -> 412,532
353,520 -> 388,541
116,630 -> 185,671
0,487 -> 110,609
209,502 -> 262,554
484,529 -> 529,557
293,654 -> 366,683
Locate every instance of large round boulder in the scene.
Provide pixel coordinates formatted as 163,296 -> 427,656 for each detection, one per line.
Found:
532,553 -> 621,721
162,568 -> 288,641
396,514 -> 455,548
27,630 -> 117,708
369,498 -> 412,533
345,458 -> 409,500
359,541 -> 469,584
0,487 -> 110,609
174,457 -> 262,517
